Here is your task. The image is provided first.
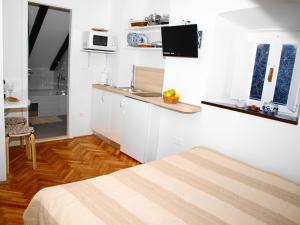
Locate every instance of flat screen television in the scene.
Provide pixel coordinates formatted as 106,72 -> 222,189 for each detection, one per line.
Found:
161,24 -> 198,58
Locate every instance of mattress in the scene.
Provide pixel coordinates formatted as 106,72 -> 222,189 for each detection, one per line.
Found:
23,147 -> 300,225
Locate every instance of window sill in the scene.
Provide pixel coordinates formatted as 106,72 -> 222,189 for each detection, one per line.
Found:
202,101 -> 298,125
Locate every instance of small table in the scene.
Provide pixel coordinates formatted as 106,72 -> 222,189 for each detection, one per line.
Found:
4,99 -> 31,109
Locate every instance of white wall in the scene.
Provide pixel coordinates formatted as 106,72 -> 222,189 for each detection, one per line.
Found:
0,0 -> 7,181
3,0 -> 28,102
109,0 -> 170,87
3,0 -> 111,137
158,0 -> 300,184
200,106 -> 300,183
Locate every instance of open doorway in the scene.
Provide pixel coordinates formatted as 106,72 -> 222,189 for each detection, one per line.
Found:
28,3 -> 70,139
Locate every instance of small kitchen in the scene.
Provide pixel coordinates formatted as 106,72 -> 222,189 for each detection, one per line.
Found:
88,7 -> 202,162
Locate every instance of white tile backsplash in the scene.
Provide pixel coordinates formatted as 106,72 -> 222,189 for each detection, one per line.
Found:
29,68 -> 56,90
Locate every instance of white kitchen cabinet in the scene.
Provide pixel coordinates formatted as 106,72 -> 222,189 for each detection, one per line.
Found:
120,97 -> 152,163
92,88 -> 160,163
108,93 -> 124,144
91,88 -> 111,137
144,104 -> 161,162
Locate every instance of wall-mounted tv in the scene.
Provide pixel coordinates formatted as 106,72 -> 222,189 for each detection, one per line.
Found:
161,24 -> 198,58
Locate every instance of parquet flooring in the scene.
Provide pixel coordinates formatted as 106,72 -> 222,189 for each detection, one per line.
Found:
0,135 -> 139,225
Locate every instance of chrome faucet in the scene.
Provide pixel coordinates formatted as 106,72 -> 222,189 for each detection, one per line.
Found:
131,64 -> 135,89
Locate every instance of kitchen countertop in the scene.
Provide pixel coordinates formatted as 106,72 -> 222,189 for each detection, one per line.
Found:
93,84 -> 201,114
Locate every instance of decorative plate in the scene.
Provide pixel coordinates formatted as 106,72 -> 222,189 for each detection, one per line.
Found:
127,33 -> 138,47
262,101 -> 278,115
136,34 -> 148,46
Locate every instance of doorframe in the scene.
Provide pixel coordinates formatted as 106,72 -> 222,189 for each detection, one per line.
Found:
26,1 -> 72,139
0,0 -> 7,181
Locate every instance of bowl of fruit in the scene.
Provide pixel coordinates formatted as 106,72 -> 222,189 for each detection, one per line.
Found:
163,89 -> 180,104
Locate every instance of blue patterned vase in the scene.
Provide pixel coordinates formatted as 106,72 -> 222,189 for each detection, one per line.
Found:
262,101 -> 279,115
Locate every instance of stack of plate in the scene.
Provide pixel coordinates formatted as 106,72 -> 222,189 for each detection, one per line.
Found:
127,33 -> 148,47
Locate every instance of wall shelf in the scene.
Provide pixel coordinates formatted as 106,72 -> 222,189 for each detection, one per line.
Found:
126,25 -> 165,53
126,24 -> 169,32
126,46 -> 162,51
82,49 -> 116,54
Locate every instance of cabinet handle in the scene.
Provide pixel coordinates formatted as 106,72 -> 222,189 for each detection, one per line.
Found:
120,99 -> 126,111
101,95 -> 105,103
120,99 -> 125,108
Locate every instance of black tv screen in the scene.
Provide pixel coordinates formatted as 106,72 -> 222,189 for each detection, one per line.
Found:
161,24 -> 198,58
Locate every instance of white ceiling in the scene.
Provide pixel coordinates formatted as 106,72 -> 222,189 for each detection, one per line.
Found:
220,2 -> 300,31
29,5 -> 70,69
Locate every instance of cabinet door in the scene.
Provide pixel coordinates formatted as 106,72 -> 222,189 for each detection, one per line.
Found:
108,93 -> 123,144
144,105 -> 160,162
91,89 -> 111,136
91,88 -> 101,133
120,97 -> 150,163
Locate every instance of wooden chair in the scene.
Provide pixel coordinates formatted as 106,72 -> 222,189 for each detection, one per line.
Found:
5,117 -> 27,126
5,117 -> 27,146
5,125 -> 36,175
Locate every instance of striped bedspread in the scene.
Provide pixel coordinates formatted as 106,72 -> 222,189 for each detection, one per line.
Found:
23,147 -> 300,225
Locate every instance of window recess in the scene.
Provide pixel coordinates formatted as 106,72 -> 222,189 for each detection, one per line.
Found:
248,33 -> 300,113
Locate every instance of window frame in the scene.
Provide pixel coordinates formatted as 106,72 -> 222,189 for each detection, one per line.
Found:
247,31 -> 300,116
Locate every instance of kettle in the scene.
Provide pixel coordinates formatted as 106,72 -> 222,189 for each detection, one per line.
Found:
99,69 -> 109,85
145,13 -> 161,25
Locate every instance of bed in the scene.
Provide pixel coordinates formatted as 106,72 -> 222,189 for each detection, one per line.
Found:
24,147 -> 300,225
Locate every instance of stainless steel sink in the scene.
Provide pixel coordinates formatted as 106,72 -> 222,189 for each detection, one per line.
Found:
117,87 -> 162,97
118,87 -> 144,93
132,92 -> 162,97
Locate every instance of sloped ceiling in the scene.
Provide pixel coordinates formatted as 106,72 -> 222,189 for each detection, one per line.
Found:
28,5 -> 39,33
29,5 -> 70,69
220,2 -> 300,31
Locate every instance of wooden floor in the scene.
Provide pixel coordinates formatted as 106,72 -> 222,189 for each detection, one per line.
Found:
0,135 -> 139,225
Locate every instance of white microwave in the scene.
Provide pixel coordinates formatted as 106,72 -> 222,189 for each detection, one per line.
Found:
83,31 -> 117,52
